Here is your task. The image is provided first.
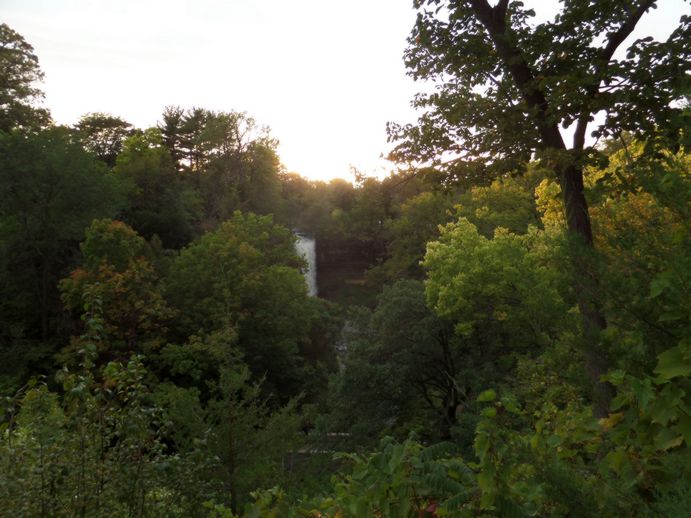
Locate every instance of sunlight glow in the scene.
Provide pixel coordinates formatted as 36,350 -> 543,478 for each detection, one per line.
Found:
3,0 -> 688,180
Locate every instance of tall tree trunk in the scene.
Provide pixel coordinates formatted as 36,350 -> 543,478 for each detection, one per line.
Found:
469,0 -> 618,417
444,384 -> 459,438
559,162 -> 613,418
40,256 -> 49,341
227,402 -> 239,515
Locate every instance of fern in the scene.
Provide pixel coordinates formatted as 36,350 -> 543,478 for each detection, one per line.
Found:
497,496 -> 530,518
420,441 -> 461,461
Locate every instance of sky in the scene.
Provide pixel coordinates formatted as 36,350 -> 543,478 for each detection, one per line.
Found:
2,0 -> 689,181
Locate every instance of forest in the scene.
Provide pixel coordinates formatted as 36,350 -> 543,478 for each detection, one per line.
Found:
0,1 -> 690,516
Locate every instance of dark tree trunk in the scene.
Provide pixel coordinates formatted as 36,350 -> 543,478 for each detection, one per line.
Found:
560,164 -> 593,245
227,402 -> 239,515
41,257 -> 49,341
469,0 -> 615,417
558,163 -> 614,418
445,385 -> 459,428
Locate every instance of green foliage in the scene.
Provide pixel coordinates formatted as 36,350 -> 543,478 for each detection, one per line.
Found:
59,219 -> 176,362
0,128 -> 125,254
165,212 -> 315,397
158,106 -> 283,229
244,437 -> 476,517
153,329 -> 304,513
597,149 -> 690,366
209,365 -> 302,512
79,218 -> 151,272
166,211 -> 299,332
391,1 -> 689,169
425,218 -> 569,351
372,190 -> 454,281
267,343 -> 690,516
75,112 -> 133,167
0,23 -> 50,132
0,127 -> 126,387
325,342 -> 415,446
115,128 -> 199,248
454,174 -> 541,238
392,1 -> 688,417
349,177 -> 388,246
0,303 -> 220,517
279,175 -> 357,240
1,14 -> 690,518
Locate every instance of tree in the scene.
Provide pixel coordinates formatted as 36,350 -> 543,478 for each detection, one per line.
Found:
0,336 -> 222,516
424,219 -> 573,402
164,212 -> 312,397
391,0 -> 690,415
0,23 -> 50,132
158,106 -> 283,229
60,220 -> 176,363
369,191 -> 453,282
236,141 -> 283,215
75,113 -> 133,167
114,128 -> 198,248
159,105 -> 186,170
349,177 -> 389,261
0,128 -> 125,347
371,280 -> 467,439
206,361 -> 301,513
454,174 -> 541,238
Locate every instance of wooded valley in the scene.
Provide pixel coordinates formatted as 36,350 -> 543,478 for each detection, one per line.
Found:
1,1 -> 690,515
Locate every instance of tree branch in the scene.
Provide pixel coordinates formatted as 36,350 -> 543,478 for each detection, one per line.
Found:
468,0 -> 565,149
415,382 -> 444,417
601,0 -> 656,66
573,0 -> 656,150
495,0 -> 509,20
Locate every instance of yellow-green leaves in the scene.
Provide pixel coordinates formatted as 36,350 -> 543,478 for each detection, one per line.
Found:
477,388 -> 497,403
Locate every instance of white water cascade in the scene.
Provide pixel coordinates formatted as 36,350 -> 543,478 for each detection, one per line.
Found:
295,233 -> 317,297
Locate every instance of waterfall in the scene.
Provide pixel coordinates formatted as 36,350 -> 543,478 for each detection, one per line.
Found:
294,233 -> 317,297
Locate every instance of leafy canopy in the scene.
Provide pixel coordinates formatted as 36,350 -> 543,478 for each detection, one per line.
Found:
390,1 -> 690,174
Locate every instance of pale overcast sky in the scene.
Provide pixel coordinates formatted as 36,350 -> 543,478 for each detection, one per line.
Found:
2,0 -> 689,181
